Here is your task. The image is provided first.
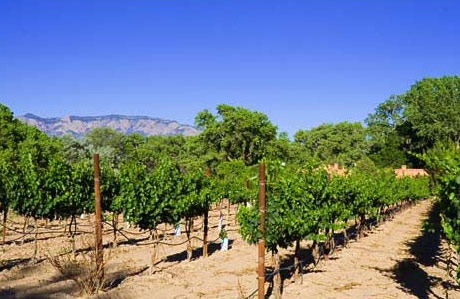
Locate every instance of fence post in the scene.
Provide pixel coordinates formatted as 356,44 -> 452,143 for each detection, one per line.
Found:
93,153 -> 104,287
258,162 -> 266,299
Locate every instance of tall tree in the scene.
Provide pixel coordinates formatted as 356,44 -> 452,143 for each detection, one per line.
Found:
195,105 -> 277,166
365,95 -> 408,168
294,122 -> 368,167
403,76 -> 460,149
366,76 -> 460,167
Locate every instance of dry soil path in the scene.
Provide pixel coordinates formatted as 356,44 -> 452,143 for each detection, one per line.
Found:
0,200 -> 457,299
284,199 -> 458,299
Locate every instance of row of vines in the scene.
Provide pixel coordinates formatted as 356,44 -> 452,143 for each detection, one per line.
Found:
418,144 -> 460,282
237,160 -> 431,297
0,102 -> 437,297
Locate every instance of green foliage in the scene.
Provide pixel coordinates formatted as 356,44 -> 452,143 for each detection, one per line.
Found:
215,160 -> 256,205
417,144 -> 460,280
0,104 -> 29,212
100,162 -> 121,213
65,160 -> 94,216
195,104 -> 277,166
116,157 -> 224,231
238,160 -> 431,255
367,76 -> 460,168
354,156 -> 378,176
117,159 -> 182,230
0,101 -> 435,271
365,96 -> 408,168
403,76 -> 460,149
294,122 -> 368,167
59,134 -> 91,164
12,129 -> 62,219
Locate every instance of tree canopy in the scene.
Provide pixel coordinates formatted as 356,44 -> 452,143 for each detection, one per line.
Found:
195,104 -> 277,166
294,122 -> 368,167
403,76 -> 460,149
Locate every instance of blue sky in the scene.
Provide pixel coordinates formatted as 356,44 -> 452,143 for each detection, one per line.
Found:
1,0 -> 459,137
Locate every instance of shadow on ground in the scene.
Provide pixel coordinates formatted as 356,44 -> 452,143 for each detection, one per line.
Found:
165,239 -> 234,263
0,272 -> 77,299
265,200 -> 444,298
372,202 -> 459,299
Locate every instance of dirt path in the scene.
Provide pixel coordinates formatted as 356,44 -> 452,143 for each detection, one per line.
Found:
285,200 -> 458,299
94,200 -> 457,299
0,200 -> 457,299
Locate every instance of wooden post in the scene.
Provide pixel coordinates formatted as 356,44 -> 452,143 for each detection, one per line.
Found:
112,212 -> 118,248
2,210 -> 7,245
33,218 -> 38,262
71,216 -> 76,258
186,217 -> 193,261
227,198 -> 231,224
324,228 -> 330,262
294,239 -> 300,279
273,250 -> 281,299
258,162 -> 266,299
93,153 -> 104,285
203,168 -> 211,258
21,217 -> 28,245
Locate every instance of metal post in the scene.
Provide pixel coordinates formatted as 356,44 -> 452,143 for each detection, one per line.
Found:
258,162 -> 266,299
93,153 -> 104,284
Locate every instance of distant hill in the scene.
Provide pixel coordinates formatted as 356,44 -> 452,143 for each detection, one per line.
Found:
18,114 -> 200,137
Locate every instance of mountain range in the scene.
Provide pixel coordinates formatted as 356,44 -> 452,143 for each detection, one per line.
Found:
18,114 -> 200,137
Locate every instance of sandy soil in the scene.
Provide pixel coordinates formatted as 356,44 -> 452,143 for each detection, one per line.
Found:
0,200 -> 458,299
285,200 -> 459,299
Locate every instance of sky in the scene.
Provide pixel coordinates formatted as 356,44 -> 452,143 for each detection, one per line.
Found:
1,0 -> 459,137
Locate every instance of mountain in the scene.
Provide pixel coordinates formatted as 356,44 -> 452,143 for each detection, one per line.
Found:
18,113 -> 200,137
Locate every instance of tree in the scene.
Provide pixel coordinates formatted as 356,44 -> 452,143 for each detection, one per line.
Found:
85,128 -> 126,168
365,77 -> 460,167
365,95 -> 408,168
136,135 -> 185,171
195,105 -> 277,166
294,122 -> 368,167
403,76 -> 460,149
266,132 -> 305,165
59,134 -> 91,164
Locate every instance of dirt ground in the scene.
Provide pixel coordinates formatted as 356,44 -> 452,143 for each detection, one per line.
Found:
284,200 -> 459,299
0,200 -> 458,299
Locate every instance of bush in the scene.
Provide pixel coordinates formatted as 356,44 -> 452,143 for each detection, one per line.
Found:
46,236 -> 110,295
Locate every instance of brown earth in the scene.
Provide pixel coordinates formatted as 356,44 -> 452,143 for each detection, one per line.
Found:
0,200 -> 458,299
284,200 -> 459,299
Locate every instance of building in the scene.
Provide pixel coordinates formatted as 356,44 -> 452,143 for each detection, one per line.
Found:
394,165 -> 428,178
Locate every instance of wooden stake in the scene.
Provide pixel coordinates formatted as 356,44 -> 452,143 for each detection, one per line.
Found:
33,218 -> 38,262
186,217 -> 193,261
273,250 -> 281,299
294,239 -> 300,279
93,153 -> 104,284
113,212 -> 118,248
2,210 -> 7,245
21,217 -> 28,245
